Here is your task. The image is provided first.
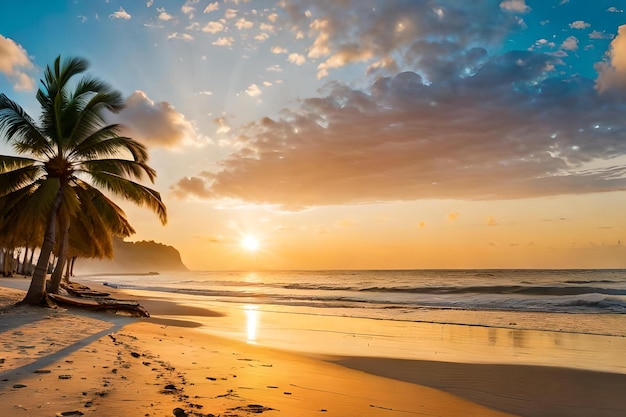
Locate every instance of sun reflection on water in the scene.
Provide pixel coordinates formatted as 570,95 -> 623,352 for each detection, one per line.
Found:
245,305 -> 259,343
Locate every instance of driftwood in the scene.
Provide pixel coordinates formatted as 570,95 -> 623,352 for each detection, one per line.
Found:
49,282 -> 150,317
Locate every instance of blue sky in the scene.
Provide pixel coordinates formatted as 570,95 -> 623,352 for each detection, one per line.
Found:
1,1 -> 626,269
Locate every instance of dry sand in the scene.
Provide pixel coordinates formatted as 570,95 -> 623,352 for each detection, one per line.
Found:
1,278 -> 625,417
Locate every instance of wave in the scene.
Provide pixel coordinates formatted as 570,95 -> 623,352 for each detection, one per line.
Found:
359,285 -> 626,296
102,282 -> 626,314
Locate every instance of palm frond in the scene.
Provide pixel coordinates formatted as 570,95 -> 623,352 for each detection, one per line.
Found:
0,94 -> 53,157
65,79 -> 125,149
79,158 -> 156,182
74,180 -> 135,237
58,184 -> 80,222
0,155 -> 38,172
0,165 -> 44,197
87,171 -> 167,225
70,133 -> 149,162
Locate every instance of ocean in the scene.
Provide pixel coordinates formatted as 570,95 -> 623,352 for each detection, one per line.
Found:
79,269 -> 626,319
77,269 -> 626,372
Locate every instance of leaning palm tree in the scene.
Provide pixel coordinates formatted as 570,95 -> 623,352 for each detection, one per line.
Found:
47,182 -> 137,293
0,56 -> 166,306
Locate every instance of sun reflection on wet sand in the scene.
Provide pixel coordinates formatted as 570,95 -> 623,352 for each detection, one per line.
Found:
245,305 -> 259,343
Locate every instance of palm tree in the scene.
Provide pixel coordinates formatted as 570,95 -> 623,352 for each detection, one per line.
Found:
47,182 -> 137,293
0,56 -> 167,306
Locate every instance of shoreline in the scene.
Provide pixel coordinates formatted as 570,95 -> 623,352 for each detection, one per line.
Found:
1,278 -> 625,416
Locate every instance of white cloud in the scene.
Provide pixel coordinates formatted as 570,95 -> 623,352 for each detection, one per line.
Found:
271,46 -> 288,54
225,9 -> 238,19
0,35 -> 35,91
146,0 -> 153,7
202,20 -> 225,33
109,7 -> 131,20
245,84 -> 262,97
204,2 -> 219,13
259,22 -> 274,32
607,7 -> 623,13
499,0 -> 531,13
213,37 -> 235,47
266,64 -> 282,72
113,91 -> 203,149
255,32 -> 270,42
158,10 -> 174,21
167,32 -> 194,41
595,25 -> 626,93
288,53 -> 306,65
235,18 -> 253,30
181,0 -> 199,17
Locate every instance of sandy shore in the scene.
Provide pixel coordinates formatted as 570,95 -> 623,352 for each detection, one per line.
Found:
1,278 -> 625,417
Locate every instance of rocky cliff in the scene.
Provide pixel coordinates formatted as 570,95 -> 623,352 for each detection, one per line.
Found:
76,238 -> 188,273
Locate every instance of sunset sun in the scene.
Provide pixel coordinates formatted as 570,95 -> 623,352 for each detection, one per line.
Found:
241,235 -> 260,252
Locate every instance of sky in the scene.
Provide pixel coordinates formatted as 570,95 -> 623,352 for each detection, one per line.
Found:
1,0 -> 626,270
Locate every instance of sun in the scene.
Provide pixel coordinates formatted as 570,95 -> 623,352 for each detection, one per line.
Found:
241,235 -> 260,252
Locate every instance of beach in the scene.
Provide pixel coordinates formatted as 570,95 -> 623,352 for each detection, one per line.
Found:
1,277 -> 626,417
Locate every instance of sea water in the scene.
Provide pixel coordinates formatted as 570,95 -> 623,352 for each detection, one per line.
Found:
79,269 -> 626,325
78,269 -> 626,371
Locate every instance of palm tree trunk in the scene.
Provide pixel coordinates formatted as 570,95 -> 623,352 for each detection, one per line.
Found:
63,256 -> 72,281
3,249 -> 14,277
69,256 -> 76,277
22,187 -> 63,306
49,223 -> 70,293
20,247 -> 29,275
27,247 -> 35,275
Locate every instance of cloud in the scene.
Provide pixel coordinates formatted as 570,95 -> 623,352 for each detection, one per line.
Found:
112,90 -> 203,149
170,2 -> 626,209
235,18 -> 253,30
245,84 -> 262,97
607,7 -> 623,13
288,53 -> 306,65
569,21 -> 590,29
204,2 -> 219,13
595,25 -> 626,93
167,32 -> 194,41
500,0 -> 531,13
110,7 -> 131,20
271,46 -> 288,54
0,35 -> 35,91
280,1 -> 521,79
589,30 -> 613,40
172,175 -> 213,199
158,9 -> 174,21
561,36 -> 579,51
181,0 -> 199,17
174,60 -> 626,208
202,20 -> 225,33
213,36 -> 235,47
